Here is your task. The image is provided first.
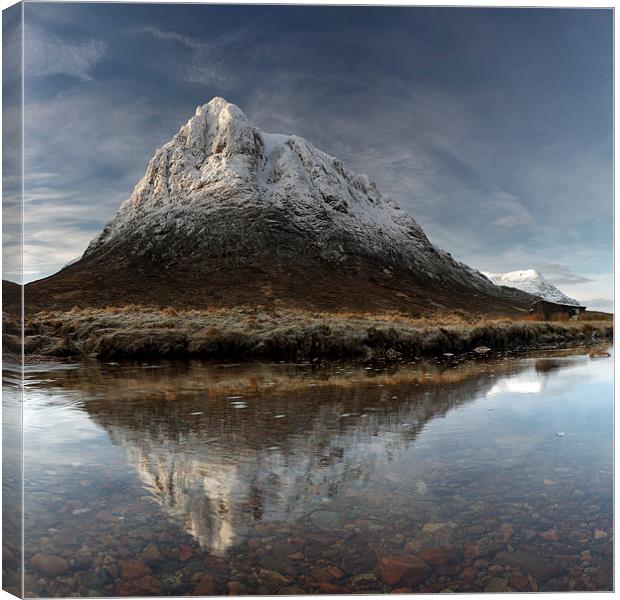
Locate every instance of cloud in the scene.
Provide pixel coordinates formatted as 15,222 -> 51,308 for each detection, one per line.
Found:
24,23 -> 106,80
131,25 -> 247,87
131,25 -> 203,50
241,71 -> 542,264
3,8 -> 22,81
489,192 -> 535,228
534,261 -> 594,285
23,226 -> 100,280
579,298 -> 614,313
21,90 -> 181,281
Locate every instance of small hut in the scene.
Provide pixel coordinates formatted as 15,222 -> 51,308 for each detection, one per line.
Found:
529,300 -> 586,321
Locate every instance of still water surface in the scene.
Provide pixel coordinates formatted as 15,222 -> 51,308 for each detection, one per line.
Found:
14,347 -> 614,595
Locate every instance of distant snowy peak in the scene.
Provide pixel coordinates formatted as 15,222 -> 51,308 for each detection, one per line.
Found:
483,269 -> 581,306
85,96 -> 430,256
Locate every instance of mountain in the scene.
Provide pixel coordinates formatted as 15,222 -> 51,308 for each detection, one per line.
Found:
25,97 -> 537,315
482,269 -> 581,306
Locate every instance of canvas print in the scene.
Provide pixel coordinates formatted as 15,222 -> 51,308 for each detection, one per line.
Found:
2,3 -> 613,597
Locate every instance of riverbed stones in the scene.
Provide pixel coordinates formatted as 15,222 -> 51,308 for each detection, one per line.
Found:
309,510 -> 342,530
494,551 -> 563,582
116,574 -> 162,596
414,481 -> 429,495
118,559 -> 151,580
227,580 -> 247,594
485,576 -> 509,592
340,544 -> 376,574
350,573 -> 378,586
140,543 -> 163,565
257,568 -> 291,587
539,528 -> 559,542
327,566 -> 344,579
20,350 -> 614,595
72,548 -> 93,570
419,547 -> 455,566
594,529 -> 608,539
259,552 -> 294,575
463,541 -> 481,559
178,544 -> 194,562
499,523 -> 514,543
193,574 -> 215,595
423,522 -> 454,533
510,572 -> 530,591
30,554 -> 70,576
459,566 -> 477,583
376,554 -> 431,586
309,567 -> 334,583
95,511 -> 117,524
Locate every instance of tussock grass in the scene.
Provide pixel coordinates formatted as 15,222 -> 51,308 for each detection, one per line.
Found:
19,305 -> 613,361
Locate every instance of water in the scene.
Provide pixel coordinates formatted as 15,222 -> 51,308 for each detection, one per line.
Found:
8,346 -> 613,595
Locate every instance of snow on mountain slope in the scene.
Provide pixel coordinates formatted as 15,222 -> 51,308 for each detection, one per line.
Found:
483,269 -> 581,306
82,97 -> 500,293
86,98 -> 422,253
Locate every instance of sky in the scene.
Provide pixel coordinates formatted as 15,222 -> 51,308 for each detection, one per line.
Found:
6,4 -> 613,310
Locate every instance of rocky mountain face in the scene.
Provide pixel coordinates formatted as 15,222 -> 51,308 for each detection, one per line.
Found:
26,97 -> 536,315
483,270 -> 580,307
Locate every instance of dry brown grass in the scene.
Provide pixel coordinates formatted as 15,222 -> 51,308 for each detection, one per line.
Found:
19,304 -> 613,361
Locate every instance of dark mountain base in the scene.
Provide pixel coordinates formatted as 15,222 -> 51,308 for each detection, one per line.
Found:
2,280 -> 21,317
21,256 -> 536,318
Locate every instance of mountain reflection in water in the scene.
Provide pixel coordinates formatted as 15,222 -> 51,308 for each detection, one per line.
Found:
85,361 -> 511,554
18,348 -> 613,596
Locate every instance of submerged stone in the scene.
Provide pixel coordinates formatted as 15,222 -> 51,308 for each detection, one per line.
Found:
30,554 -> 70,577
485,576 -> 509,592
494,551 -> 563,582
309,510 -> 342,530
376,554 -> 431,587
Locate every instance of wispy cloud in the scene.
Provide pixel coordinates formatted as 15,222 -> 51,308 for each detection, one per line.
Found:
22,91 -> 179,280
580,298 -> 614,313
534,261 -> 594,286
131,25 -> 203,50
23,226 -> 100,279
24,23 -> 106,80
131,25 -> 248,87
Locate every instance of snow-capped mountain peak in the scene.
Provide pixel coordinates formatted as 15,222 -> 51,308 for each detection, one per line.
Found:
82,97 -> 483,285
45,97 -> 539,315
85,97 -> 430,257
482,269 -> 581,306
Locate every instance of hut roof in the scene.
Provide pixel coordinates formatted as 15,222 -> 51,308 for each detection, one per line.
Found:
530,299 -> 586,310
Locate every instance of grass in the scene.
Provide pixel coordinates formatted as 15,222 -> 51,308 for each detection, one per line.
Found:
14,305 -> 614,361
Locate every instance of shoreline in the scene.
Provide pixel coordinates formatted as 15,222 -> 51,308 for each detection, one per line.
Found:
7,306 -> 613,361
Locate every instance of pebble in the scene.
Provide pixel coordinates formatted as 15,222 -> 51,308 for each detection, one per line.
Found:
309,510 -> 342,530
193,574 -> 215,595
30,554 -> 70,577
419,547 -> 454,567
485,576 -> 508,592
539,528 -> 559,542
377,554 -> 431,586
118,559 -> 151,580
594,529 -> 608,539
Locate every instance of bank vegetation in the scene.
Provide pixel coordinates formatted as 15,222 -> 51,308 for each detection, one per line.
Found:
4,305 -> 612,361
